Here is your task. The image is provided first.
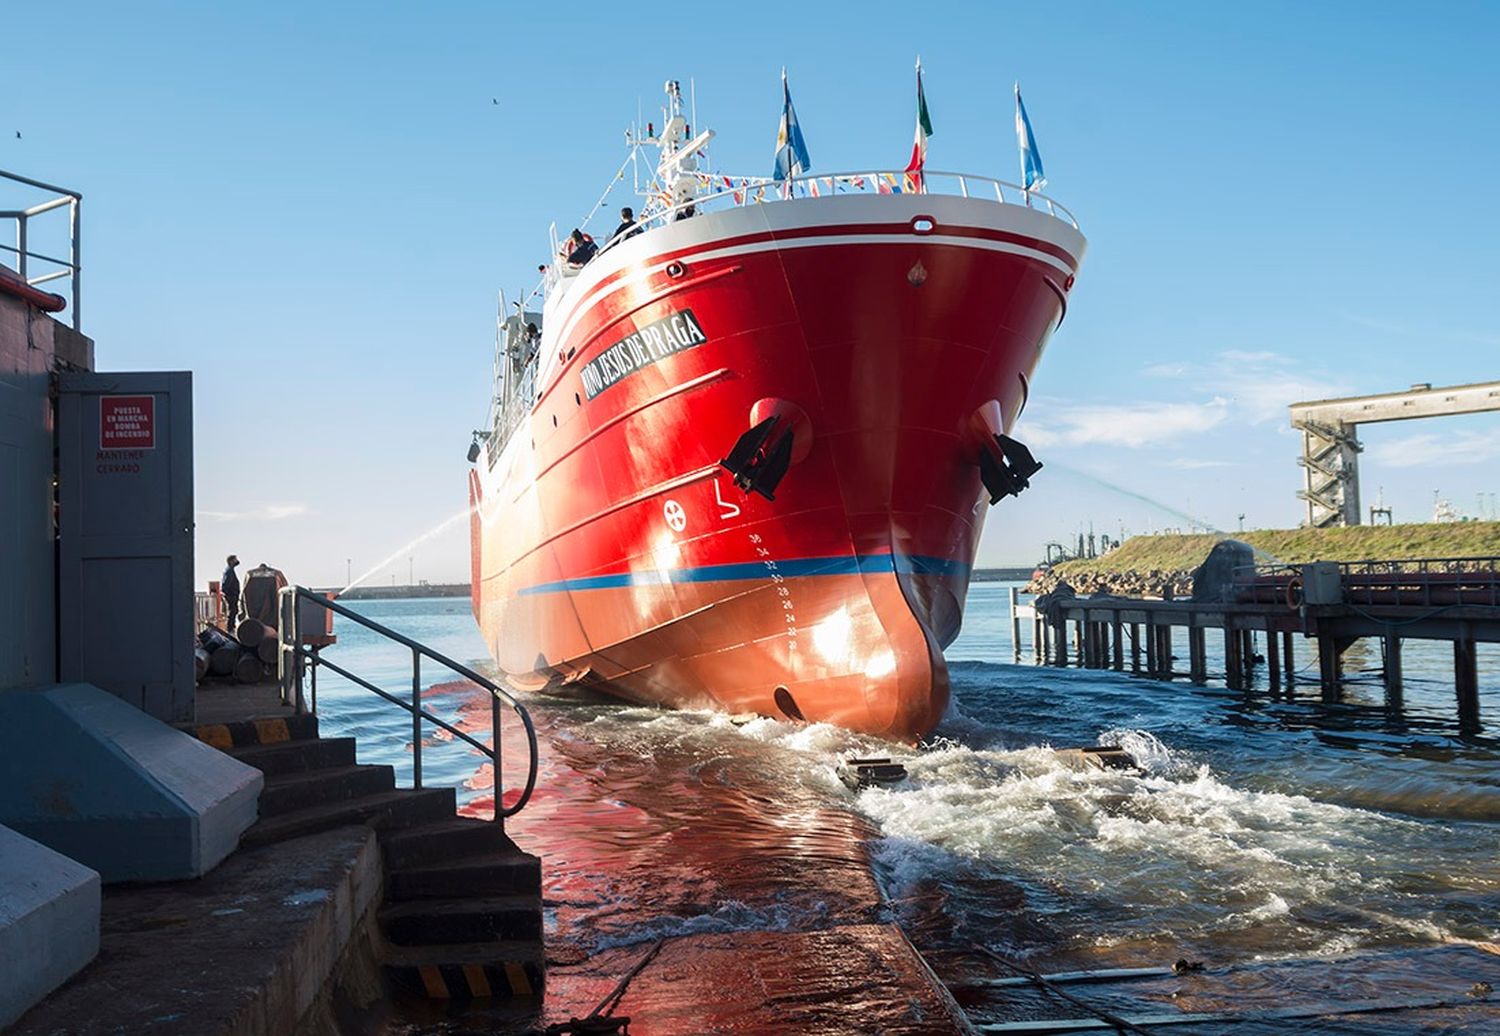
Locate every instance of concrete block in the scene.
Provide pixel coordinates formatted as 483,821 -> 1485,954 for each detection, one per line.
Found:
0,824 -> 100,1029
10,827 -> 383,1036
0,684 -> 264,882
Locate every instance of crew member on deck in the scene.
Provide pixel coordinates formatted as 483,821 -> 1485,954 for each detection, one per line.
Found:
563,228 -> 597,266
222,554 -> 241,627
521,322 -> 541,365
610,206 -> 640,244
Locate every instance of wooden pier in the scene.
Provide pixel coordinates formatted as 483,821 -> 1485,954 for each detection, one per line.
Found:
1009,557 -> 1500,733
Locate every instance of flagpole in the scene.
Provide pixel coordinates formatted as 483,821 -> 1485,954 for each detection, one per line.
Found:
1015,81 -> 1032,208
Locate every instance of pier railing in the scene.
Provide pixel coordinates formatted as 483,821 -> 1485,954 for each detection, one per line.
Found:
1011,556 -> 1499,733
0,169 -> 81,329
276,586 -> 539,824
1232,556 -> 1500,608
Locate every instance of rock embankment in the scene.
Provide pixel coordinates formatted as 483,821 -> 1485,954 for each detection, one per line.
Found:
1026,567 -> 1190,598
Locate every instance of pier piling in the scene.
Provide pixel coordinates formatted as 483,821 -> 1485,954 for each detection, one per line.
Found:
1189,627 -> 1207,684
1266,630 -> 1281,692
1383,634 -> 1403,708
1282,630 -> 1296,690
1224,628 -> 1242,690
1318,637 -> 1341,702
1010,588 -> 1022,661
1456,635 -> 1480,734
1006,559 -> 1494,731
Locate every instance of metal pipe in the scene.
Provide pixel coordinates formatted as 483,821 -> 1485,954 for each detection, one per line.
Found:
412,649 -> 423,790
295,588 -> 525,706
0,168 -> 82,197
491,691 -> 503,826
0,244 -> 75,269
70,197 -> 80,329
290,586 -> 539,817
22,195 -> 72,217
309,653 -> 495,757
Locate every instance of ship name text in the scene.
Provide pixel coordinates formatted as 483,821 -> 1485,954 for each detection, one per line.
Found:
580,309 -> 709,400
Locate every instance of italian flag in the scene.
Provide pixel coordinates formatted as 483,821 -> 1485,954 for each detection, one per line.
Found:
904,61 -> 933,193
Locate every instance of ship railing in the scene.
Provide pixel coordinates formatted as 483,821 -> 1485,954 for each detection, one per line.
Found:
0,168 -> 82,330
276,586 -> 539,826
519,165 -> 1078,358
526,168 -> 1078,307
590,167 -> 1077,267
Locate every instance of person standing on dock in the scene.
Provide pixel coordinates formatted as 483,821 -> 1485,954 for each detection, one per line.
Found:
222,554 -> 241,628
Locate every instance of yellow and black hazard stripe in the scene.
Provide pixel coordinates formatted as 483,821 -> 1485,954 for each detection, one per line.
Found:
186,714 -> 319,750
386,960 -> 542,1000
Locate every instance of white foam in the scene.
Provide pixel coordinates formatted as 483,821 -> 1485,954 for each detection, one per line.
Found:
568,700 -> 1475,951
850,727 -> 1461,946
589,896 -> 831,950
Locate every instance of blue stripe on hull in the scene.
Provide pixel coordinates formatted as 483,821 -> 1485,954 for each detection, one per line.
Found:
515,553 -> 971,596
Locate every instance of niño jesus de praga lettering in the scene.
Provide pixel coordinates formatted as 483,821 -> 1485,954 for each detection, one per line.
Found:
580,309 -> 709,400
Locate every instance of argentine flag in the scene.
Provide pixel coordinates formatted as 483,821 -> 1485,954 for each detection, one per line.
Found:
773,70 -> 812,180
1015,83 -> 1046,191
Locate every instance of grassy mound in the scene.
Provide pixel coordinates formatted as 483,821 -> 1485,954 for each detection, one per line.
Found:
1035,522 -> 1500,596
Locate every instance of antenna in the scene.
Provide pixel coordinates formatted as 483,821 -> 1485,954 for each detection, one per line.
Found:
690,77 -> 700,167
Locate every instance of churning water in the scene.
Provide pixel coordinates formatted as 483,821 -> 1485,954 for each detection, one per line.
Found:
318,589 -> 1500,1033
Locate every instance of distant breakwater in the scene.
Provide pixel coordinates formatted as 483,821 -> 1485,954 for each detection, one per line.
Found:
326,583 -> 470,601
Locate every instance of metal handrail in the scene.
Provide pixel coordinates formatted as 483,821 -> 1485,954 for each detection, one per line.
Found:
277,586 -> 538,823
1231,555 -> 1500,608
534,166 -> 1078,299
0,168 -> 81,329
1237,555 -> 1500,579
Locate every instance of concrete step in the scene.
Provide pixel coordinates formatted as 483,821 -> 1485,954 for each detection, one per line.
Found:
258,764 -> 396,816
227,737 -> 357,777
186,713 -> 320,750
379,894 -> 542,946
382,941 -> 545,1000
242,787 -> 456,847
380,817 -> 524,871
386,849 -> 542,901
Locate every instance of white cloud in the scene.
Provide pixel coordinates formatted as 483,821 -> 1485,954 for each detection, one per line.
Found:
1337,311 -> 1500,349
1366,431 -> 1500,469
1142,361 -> 1189,378
199,503 -> 309,522
1021,398 -> 1229,448
1163,457 -> 1234,469
1218,349 -> 1285,365
1138,350 -> 1352,426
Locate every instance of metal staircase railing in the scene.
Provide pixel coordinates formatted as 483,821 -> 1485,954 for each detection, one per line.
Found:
1,168 -> 82,329
276,586 -> 538,824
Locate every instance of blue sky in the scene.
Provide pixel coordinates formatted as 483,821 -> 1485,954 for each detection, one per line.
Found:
5,1 -> 1497,586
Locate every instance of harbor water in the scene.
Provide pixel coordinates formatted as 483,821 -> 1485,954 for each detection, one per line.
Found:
317,588 -> 1500,1033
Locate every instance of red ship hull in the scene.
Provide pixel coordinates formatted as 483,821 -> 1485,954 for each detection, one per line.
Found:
472,193 -> 1084,741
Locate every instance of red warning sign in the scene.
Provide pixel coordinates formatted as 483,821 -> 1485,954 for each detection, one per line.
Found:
100,395 -> 156,450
